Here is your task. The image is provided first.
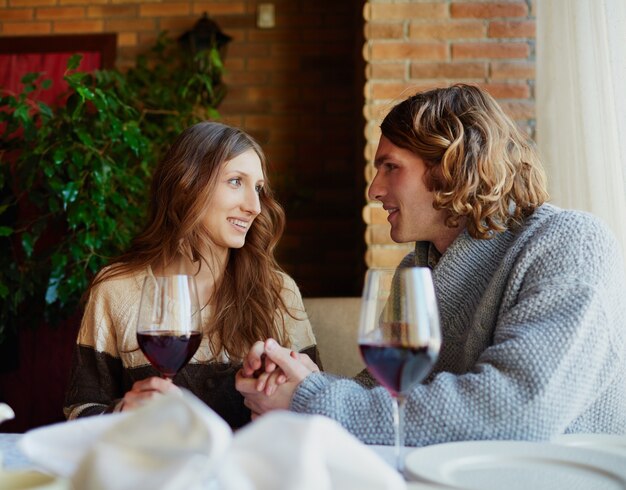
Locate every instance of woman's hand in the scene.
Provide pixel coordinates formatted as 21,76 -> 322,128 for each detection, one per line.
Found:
119,376 -> 182,411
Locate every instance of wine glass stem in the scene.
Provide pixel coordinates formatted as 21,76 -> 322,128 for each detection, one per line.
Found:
392,394 -> 406,473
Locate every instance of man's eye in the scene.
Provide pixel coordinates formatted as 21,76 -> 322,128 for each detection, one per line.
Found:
384,163 -> 398,172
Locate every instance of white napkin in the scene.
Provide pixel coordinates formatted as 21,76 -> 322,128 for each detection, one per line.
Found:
216,411 -> 405,490
20,392 -> 404,490
0,403 -> 14,424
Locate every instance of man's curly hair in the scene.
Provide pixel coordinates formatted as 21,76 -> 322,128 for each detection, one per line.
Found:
380,84 -> 549,239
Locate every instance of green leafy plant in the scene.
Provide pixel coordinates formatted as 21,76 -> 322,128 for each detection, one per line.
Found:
0,32 -> 226,344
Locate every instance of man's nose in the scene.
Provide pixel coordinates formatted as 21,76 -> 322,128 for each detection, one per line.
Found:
367,170 -> 385,201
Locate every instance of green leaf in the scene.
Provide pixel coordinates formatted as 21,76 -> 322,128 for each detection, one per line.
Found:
21,233 -> 34,258
0,226 -> 12,237
53,147 -> 66,165
45,277 -> 59,304
37,101 -> 53,119
61,182 -> 79,209
67,54 -> 83,71
42,78 -> 53,89
0,283 -> 9,299
75,127 -> 94,146
13,104 -> 30,124
20,72 -> 40,84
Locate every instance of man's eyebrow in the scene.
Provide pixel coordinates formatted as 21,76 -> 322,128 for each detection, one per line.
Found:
374,153 -> 391,168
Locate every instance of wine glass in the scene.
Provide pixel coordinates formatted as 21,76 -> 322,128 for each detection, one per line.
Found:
358,267 -> 441,472
136,275 -> 203,380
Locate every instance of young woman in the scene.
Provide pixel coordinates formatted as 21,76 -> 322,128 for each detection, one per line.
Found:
64,121 -> 319,428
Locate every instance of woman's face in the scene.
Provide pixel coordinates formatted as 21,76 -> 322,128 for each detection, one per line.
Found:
202,149 -> 264,253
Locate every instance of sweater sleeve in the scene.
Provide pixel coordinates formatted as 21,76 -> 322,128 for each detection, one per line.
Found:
63,279 -> 127,419
291,214 -> 625,445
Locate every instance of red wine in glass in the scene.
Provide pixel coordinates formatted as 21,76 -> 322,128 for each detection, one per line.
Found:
136,275 -> 202,379
138,330 -> 202,379
358,267 -> 441,472
359,342 -> 437,397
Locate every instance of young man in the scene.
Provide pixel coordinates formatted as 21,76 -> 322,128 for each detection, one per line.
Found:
236,84 -> 626,445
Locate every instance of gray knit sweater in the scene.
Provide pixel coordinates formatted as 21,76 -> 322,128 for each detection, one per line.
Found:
291,204 -> 626,446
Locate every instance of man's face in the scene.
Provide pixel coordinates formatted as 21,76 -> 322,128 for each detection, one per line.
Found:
368,135 -> 450,246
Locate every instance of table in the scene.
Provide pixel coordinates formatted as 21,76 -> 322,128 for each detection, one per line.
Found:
0,432 -> 399,471
0,433 -> 31,470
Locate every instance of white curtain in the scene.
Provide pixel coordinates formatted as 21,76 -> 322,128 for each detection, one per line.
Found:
536,0 -> 626,262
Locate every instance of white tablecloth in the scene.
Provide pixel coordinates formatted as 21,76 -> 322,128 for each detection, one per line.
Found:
0,432 -> 398,472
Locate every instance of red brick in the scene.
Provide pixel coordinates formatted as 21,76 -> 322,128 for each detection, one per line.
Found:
117,32 -> 137,47
9,0 -> 54,5
192,2 -> 246,15
2,21 -> 50,33
223,57 -> 244,71
368,62 -> 406,80
409,20 -> 485,40
273,12 -> 324,27
490,61 -> 535,79
223,70 -> 269,85
301,28 -> 355,43
366,22 -> 404,40
139,3 -> 191,17
36,7 -> 84,20
369,81 -> 440,100
489,20 -> 535,38
247,58 -> 300,72
60,0 -> 107,5
368,3 -> 448,21
228,42 -> 271,58
248,28 -> 296,43
370,42 -> 448,62
53,20 -> 103,33
365,244 -> 413,268
366,224 -> 396,245
499,100 -> 535,120
480,82 -> 530,99
0,8 -> 33,20
451,2 -> 528,19
159,18 -> 197,32
87,5 -> 137,18
410,61 -> 487,79
105,19 -> 155,32
219,98 -> 271,115
452,42 -> 529,59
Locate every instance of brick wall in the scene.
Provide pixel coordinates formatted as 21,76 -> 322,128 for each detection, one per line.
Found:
1,0 -> 536,289
0,0 -> 366,297
363,0 -> 536,268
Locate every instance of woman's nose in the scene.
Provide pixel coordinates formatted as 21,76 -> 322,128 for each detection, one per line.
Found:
244,188 -> 261,215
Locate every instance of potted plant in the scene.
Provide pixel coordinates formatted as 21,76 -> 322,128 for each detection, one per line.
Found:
0,31 -> 227,430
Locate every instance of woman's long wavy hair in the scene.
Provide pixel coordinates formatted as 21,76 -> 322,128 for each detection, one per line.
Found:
381,84 -> 549,239
87,121 -> 289,360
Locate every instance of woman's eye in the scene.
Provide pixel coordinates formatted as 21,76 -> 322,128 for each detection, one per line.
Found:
255,184 -> 263,194
228,178 -> 242,187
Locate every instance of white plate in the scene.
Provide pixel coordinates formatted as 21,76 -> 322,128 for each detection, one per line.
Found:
404,440 -> 626,490
551,434 -> 626,457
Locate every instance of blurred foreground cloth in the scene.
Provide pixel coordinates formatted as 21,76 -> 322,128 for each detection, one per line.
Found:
18,390 -> 405,490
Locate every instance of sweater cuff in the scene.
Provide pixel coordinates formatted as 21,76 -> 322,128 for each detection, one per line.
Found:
290,372 -> 331,413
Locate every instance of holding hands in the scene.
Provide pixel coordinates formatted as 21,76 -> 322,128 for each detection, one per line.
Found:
236,338 -> 320,417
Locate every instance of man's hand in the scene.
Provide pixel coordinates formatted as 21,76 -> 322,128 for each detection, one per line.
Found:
235,338 -> 320,416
